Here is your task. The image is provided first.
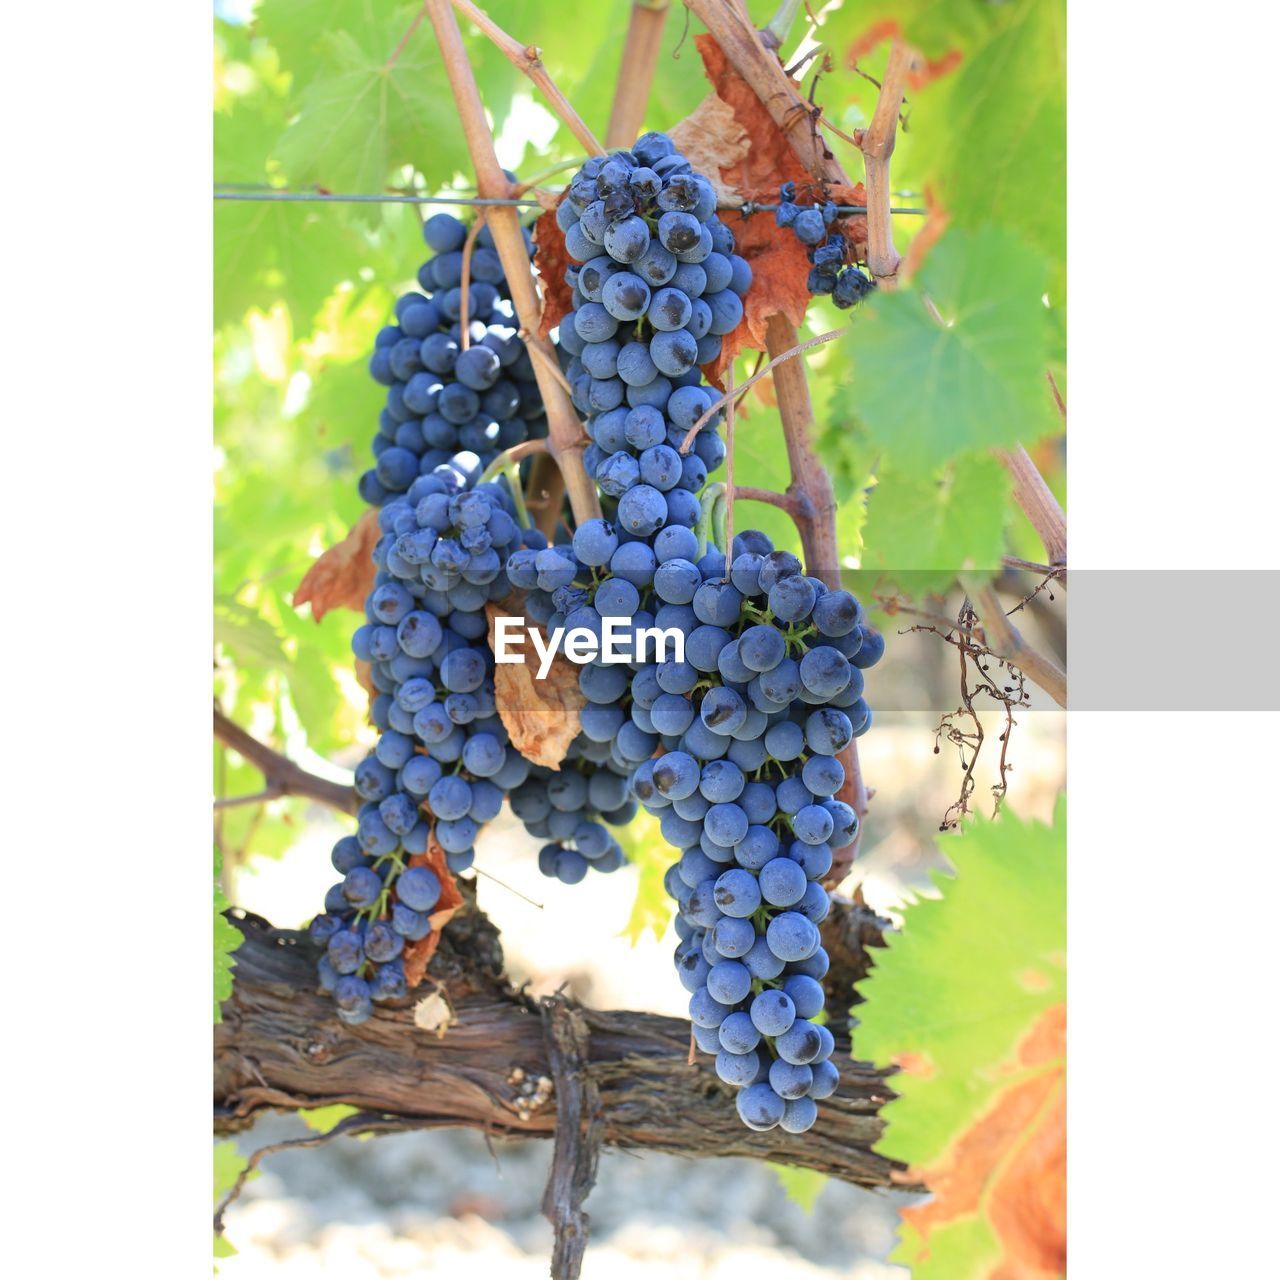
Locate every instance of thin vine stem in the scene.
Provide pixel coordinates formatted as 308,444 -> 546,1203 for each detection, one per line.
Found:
449,0 -> 606,156
426,0 -> 601,523
677,327 -> 846,453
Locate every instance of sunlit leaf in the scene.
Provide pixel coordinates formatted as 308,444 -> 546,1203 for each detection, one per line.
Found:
617,809 -> 674,945
214,850 -> 244,1023
856,797 -> 1066,1278
273,8 -> 471,199
836,227 -> 1056,471
860,451 -> 1009,590
770,1164 -> 826,1213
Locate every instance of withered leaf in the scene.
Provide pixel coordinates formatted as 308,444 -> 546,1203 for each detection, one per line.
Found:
899,1002 -> 1066,1278
683,36 -> 869,380
669,92 -> 751,207
402,827 -> 464,987
486,603 -> 585,768
294,509 -> 379,621
533,200 -> 575,340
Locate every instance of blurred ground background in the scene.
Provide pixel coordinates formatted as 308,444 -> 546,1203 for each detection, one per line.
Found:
221,599 -> 1066,1278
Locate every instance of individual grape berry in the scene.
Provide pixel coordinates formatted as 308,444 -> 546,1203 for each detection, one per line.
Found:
396,865 -> 441,912
736,1082 -> 785,1131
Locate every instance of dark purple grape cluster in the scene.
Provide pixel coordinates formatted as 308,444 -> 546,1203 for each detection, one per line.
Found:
624,528 -> 883,1132
774,182 -> 875,308
363,213 -> 549,505
556,132 -> 746,542
308,454 -> 542,1023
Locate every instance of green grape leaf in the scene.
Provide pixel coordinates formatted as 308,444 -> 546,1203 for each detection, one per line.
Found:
214,595 -> 288,670
836,227 -> 1055,471
273,8 -> 471,199
912,1 -> 1066,296
770,1164 -> 826,1213
860,451 -> 1009,591
856,797 -> 1066,1279
253,0 -> 368,86
213,1139 -> 255,1261
214,850 -> 244,1022
616,809 -> 675,945
300,1103 -> 360,1133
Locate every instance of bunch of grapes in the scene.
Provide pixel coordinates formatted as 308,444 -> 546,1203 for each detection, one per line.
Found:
308,455 -> 540,1023
774,182 -> 875,309
556,131 -> 750,539
310,143 -> 885,1147
362,212 -> 548,505
624,529 -> 883,1132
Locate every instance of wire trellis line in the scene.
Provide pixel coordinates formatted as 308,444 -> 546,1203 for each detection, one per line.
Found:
213,190 -> 543,208
211,187 -> 927,216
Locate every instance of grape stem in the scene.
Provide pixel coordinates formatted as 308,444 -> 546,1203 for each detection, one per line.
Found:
427,0 -> 603,525
604,2 -> 672,149
694,482 -> 725,559
448,0 -> 606,156
456,212 -> 487,351
760,0 -> 805,52
676,326 -> 846,449
477,438 -> 550,487
856,40 -> 921,284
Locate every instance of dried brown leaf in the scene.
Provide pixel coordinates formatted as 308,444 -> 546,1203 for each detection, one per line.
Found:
533,201 -> 575,339
680,36 -> 869,380
901,1003 -> 1066,1278
669,92 -> 750,207
294,509 -> 380,621
401,826 -> 464,987
485,603 -> 585,768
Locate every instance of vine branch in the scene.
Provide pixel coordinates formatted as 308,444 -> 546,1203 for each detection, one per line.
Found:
857,40 -> 920,283
676,326 -> 846,451
540,995 -> 600,1280
428,0 -> 602,525
682,0 -> 856,188
449,0 -> 606,157
215,913 -> 912,1189
995,445 -> 1067,569
758,314 -> 869,882
605,2 -> 671,149
212,707 -> 357,815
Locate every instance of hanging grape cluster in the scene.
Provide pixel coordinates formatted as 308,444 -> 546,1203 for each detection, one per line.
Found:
774,181 -> 876,308
308,141 -> 885,1138
362,213 -> 548,505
